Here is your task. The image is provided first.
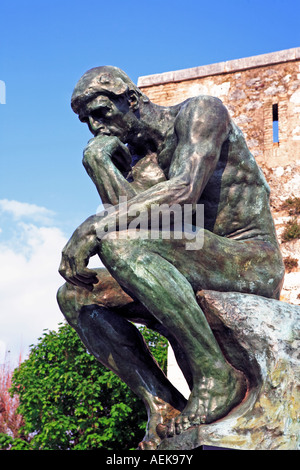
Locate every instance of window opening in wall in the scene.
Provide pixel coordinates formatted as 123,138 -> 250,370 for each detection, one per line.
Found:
272,103 -> 279,143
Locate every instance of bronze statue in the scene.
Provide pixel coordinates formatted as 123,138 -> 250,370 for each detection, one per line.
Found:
57,66 -> 284,449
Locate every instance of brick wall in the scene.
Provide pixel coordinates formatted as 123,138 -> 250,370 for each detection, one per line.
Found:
138,48 -> 300,168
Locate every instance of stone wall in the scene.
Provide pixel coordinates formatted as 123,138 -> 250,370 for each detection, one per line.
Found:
138,48 -> 300,167
138,48 -> 300,306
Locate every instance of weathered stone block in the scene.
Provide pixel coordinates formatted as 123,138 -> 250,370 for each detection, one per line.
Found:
159,290 -> 300,450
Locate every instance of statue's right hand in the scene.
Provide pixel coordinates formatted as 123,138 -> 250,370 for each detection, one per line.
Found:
83,135 -> 132,174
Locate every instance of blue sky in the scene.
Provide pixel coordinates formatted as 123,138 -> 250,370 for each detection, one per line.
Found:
0,0 -> 299,364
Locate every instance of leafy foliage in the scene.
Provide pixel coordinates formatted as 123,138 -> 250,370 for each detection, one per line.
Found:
282,217 -> 300,242
4,322 -> 168,450
281,196 -> 300,216
283,256 -> 298,272
281,197 -> 300,243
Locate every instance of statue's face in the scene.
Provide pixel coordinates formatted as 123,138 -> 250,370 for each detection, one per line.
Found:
78,94 -> 133,142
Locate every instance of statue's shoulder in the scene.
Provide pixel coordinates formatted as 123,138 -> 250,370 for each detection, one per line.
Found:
176,95 -> 228,120
178,94 -> 225,112
174,95 -> 230,135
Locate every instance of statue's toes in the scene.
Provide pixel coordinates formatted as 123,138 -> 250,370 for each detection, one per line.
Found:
156,423 -> 167,439
175,414 -> 190,434
157,417 -> 177,438
138,439 -> 159,450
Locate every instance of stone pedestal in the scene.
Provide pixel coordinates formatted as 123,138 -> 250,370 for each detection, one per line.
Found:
159,291 -> 300,450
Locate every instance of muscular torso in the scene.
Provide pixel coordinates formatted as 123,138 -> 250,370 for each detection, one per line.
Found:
127,97 -> 278,245
198,121 -> 276,242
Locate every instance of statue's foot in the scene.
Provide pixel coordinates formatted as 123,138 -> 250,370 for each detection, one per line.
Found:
157,368 -> 247,438
138,400 -> 183,450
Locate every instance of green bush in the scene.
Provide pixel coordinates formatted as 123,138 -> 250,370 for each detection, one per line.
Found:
283,256 -> 298,272
282,218 -> 300,242
5,322 -> 168,450
281,196 -> 300,215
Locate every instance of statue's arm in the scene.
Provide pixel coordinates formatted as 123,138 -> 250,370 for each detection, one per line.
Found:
167,96 -> 230,202
82,135 -> 137,205
94,97 -> 231,214
59,97 -> 230,288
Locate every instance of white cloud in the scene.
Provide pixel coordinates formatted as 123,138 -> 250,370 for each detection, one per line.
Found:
0,199 -> 55,225
0,201 -> 68,366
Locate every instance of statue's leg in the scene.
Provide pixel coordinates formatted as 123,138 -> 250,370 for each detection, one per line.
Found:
98,228 -> 283,433
56,268 -> 192,387
57,269 -> 187,448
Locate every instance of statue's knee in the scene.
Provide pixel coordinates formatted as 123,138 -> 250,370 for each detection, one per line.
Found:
57,284 -> 67,312
57,283 -> 74,311
56,283 -> 79,327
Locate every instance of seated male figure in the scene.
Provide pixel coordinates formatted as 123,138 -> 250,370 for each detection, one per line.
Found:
57,66 -> 284,448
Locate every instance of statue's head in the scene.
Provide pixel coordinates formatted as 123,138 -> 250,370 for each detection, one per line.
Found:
71,66 -> 147,115
71,66 -> 149,140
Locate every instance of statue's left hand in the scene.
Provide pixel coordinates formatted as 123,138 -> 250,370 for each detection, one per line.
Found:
59,218 -> 99,290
